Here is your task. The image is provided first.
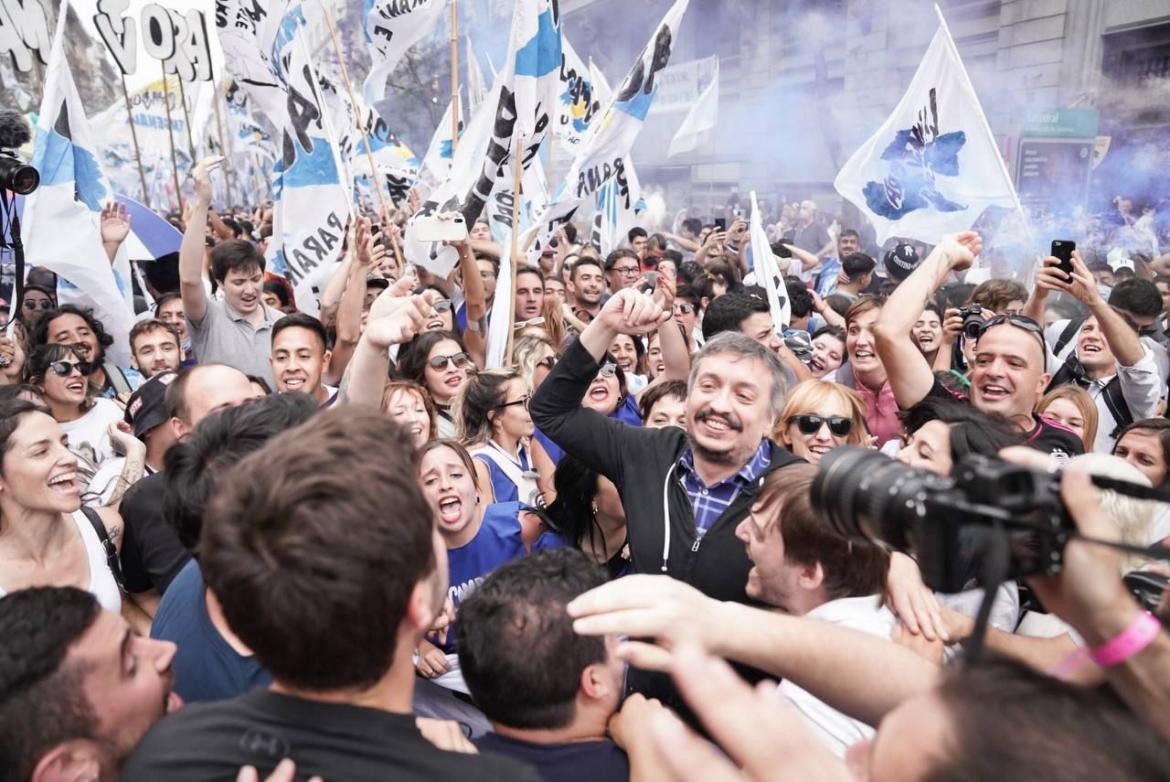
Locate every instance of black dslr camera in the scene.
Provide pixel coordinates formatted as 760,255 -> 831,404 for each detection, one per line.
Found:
0,111 -> 39,195
958,303 -> 985,340
810,447 -> 1072,593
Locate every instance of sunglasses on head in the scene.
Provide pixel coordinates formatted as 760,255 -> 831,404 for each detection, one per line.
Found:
428,352 -> 471,371
48,360 -> 90,378
23,299 -> 53,311
977,314 -> 1047,355
790,414 -> 852,438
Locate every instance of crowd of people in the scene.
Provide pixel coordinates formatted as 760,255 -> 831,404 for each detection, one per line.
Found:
2,154 -> 1170,782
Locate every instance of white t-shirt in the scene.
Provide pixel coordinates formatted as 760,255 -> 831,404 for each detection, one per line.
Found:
777,595 -> 898,758
59,398 -> 125,496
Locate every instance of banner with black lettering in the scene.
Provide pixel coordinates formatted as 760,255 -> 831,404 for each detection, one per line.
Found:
530,0 -> 689,255
362,0 -> 448,104
403,0 -> 562,276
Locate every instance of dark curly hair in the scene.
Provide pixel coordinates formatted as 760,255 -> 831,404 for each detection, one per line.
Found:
32,304 -> 114,358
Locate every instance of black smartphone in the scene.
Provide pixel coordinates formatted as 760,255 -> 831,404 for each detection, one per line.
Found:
1051,240 -> 1076,278
713,217 -> 727,231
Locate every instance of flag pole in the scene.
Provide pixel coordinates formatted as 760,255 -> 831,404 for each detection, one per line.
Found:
505,138 -> 522,363
176,73 -> 198,162
211,78 -> 237,213
932,4 -> 1036,254
321,5 -> 400,270
119,74 -> 151,208
449,0 -> 459,155
159,64 -> 184,211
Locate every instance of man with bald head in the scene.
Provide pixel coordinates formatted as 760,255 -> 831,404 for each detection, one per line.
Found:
119,364 -> 265,601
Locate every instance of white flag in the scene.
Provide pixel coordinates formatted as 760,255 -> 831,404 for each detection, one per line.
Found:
833,23 -> 1018,245
591,156 -> 645,255
419,91 -> 461,190
530,0 -> 690,252
404,0 -> 562,277
750,191 -> 789,330
363,0 -> 449,104
668,58 -> 718,157
23,0 -> 133,365
552,35 -> 607,153
484,228 -> 513,369
466,34 -> 488,113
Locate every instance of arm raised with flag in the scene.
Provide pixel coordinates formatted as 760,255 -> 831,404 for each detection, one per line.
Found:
873,232 -> 981,409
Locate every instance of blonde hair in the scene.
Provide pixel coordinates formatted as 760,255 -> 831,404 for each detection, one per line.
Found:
1068,453 -> 1157,572
511,333 -> 556,388
774,379 -> 870,447
380,380 -> 437,443
1037,385 -> 1098,451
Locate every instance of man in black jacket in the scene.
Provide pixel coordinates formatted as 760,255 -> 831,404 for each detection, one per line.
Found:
531,288 -> 803,605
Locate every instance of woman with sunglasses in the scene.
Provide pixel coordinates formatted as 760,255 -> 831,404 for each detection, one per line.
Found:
398,330 -> 476,438
27,344 -> 128,498
774,380 -> 871,464
0,398 -> 127,620
456,369 -> 538,506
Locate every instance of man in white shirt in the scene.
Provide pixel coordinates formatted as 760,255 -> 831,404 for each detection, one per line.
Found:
734,464 -> 895,758
1036,257 -> 1166,452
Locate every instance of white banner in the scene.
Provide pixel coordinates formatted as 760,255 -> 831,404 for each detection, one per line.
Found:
668,57 -> 718,157
646,54 -> 716,115
750,190 -> 789,329
362,0 -> 448,104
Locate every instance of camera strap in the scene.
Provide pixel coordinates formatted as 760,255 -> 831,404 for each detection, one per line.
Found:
0,191 -> 22,334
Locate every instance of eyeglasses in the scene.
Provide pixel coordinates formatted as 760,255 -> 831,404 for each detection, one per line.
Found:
48,360 -> 90,378
428,352 -> 472,370
612,265 -> 641,277
977,314 -> 1047,356
495,395 -> 530,411
537,356 -> 557,370
23,299 -> 53,311
596,362 -> 617,379
790,414 -> 852,438
433,299 -> 453,313
674,303 -> 694,315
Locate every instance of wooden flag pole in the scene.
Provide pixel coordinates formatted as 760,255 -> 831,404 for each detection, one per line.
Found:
504,138 -> 522,364
321,6 -> 402,271
449,0 -> 459,154
175,73 -> 198,162
159,63 -> 184,211
119,75 -> 151,207
211,78 -> 237,212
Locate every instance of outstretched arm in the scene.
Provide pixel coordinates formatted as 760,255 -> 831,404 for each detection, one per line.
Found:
874,232 -> 981,408
179,158 -> 223,324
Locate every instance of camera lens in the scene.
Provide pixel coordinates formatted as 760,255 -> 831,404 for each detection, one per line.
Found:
811,447 -> 945,552
0,155 -> 39,195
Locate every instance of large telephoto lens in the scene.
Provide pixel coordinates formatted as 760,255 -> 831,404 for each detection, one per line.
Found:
810,446 -> 949,552
0,154 -> 38,195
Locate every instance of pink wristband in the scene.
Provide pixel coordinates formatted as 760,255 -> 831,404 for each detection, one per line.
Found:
1089,611 -> 1162,668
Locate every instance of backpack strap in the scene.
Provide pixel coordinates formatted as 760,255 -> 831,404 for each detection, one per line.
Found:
1101,376 -> 1134,439
1053,317 -> 1084,358
80,506 -> 125,593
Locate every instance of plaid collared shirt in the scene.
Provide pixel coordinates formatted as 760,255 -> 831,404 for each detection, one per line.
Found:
677,440 -> 773,535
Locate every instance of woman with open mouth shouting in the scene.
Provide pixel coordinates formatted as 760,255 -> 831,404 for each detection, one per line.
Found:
414,440 -> 563,709
0,396 -> 127,620
27,344 -> 131,501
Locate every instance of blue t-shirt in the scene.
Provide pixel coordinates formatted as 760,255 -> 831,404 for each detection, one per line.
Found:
151,560 -> 271,703
474,733 -> 629,782
443,502 -> 565,652
473,446 -> 535,505
612,394 -> 643,427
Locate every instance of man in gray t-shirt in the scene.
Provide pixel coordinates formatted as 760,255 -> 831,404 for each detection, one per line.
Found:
179,158 -> 282,384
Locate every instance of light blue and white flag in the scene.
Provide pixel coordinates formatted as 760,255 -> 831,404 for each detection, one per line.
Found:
404,0 -> 562,276
419,89 -> 462,190
22,0 -> 133,364
362,0 -> 448,104
530,0 -> 690,253
466,34 -> 488,114
668,57 -> 718,157
833,20 -> 1018,245
591,156 -> 645,255
552,35 -> 606,153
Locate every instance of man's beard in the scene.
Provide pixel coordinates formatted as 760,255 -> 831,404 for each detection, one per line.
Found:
691,438 -> 740,466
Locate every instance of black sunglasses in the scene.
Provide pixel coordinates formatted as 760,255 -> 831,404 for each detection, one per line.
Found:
790,414 -> 852,437
23,299 -> 54,311
428,352 -> 471,370
48,360 -> 90,378
977,314 -> 1047,355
